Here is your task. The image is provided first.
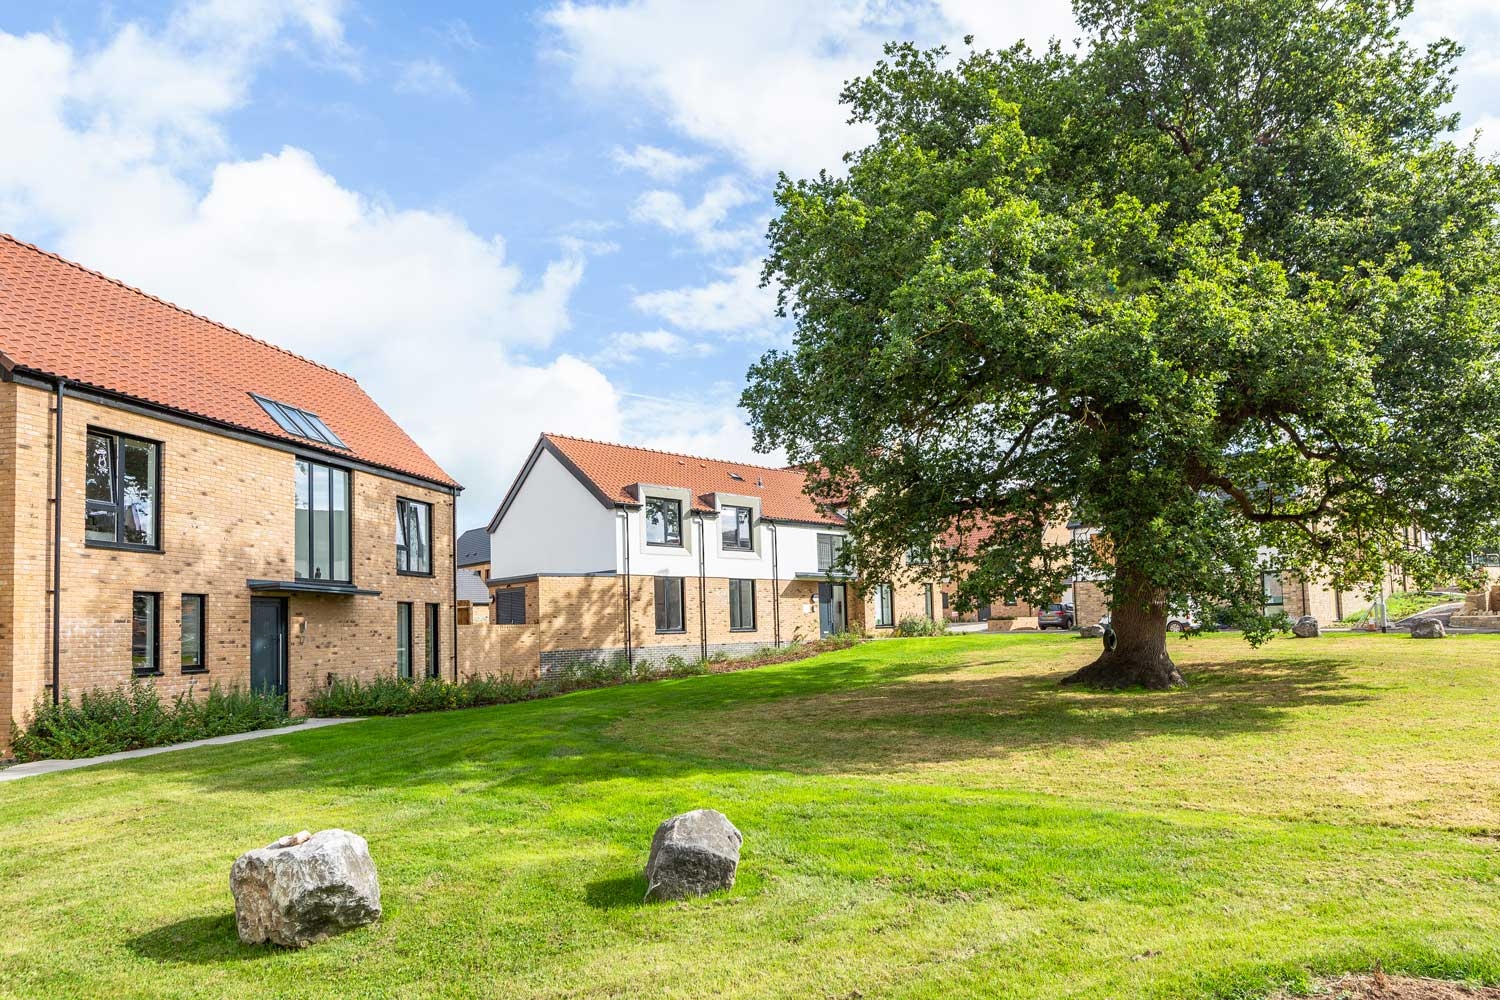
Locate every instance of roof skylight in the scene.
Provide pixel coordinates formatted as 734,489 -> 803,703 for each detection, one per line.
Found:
251,393 -> 348,449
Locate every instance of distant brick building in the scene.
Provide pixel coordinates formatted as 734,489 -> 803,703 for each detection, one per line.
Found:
0,236 -> 458,755
478,434 -> 937,674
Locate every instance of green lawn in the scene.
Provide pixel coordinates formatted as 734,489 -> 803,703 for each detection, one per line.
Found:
2,633 -> 1499,999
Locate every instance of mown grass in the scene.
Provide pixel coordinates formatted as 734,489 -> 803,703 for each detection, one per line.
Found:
0,632 -> 1497,999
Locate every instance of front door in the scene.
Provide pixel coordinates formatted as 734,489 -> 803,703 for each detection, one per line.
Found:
817,582 -> 847,637
250,597 -> 288,699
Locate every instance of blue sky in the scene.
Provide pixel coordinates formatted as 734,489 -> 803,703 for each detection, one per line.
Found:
2,1 -> 1497,527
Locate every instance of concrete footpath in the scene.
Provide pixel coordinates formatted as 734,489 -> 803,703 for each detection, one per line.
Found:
0,717 -> 362,782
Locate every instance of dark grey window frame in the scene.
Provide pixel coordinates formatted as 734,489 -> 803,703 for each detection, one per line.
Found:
645,497 -> 683,547
85,428 -> 163,552
250,393 -> 348,449
425,603 -> 440,679
654,576 -> 686,633
816,533 -> 845,573
397,602 -> 413,679
180,593 -> 207,673
874,583 -> 895,628
729,579 -> 756,632
494,588 -> 527,625
1262,570 -> 1285,606
295,458 -> 352,584
396,496 -> 434,576
721,505 -> 754,551
132,591 -> 162,676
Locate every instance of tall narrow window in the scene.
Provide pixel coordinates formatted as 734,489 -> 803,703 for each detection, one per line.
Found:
923,584 -> 934,620
874,584 -> 894,628
397,602 -> 413,679
295,459 -> 351,582
132,592 -> 160,675
86,430 -> 160,548
645,498 -> 682,547
180,594 -> 205,672
654,577 -> 685,632
817,533 -> 845,573
396,498 -> 433,574
1262,571 -> 1285,607
721,506 -> 753,550
729,579 -> 756,631
425,603 -> 440,678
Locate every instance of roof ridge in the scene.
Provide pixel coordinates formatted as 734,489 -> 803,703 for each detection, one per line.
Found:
0,234 -> 359,384
544,432 -> 800,475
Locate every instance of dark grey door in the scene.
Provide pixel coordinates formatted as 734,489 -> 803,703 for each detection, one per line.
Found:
978,604 -> 992,622
250,597 -> 288,698
817,582 -> 847,637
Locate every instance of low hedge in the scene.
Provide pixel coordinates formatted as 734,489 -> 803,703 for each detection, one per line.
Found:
12,680 -> 293,762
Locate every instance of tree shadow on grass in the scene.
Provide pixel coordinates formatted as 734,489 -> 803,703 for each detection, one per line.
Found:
584,872 -> 647,909
88,645 -> 1375,795
126,913 -> 278,965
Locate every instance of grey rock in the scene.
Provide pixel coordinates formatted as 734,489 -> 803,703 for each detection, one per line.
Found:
230,829 -> 381,947
1409,617 -> 1446,639
644,809 -> 742,902
1291,616 -> 1320,638
1077,624 -> 1106,639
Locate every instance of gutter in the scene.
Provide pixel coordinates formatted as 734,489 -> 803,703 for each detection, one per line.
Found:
695,513 -> 708,662
51,379 -> 65,705
451,492 -> 459,682
619,510 -> 632,668
769,522 -> 781,647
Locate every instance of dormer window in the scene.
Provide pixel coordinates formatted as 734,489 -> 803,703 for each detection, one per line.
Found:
645,497 -> 682,547
721,505 -> 753,550
252,393 -> 347,449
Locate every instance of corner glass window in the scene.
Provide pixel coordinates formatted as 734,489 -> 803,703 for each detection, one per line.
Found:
295,459 -> 351,582
721,505 -> 753,550
645,498 -> 682,547
86,430 -> 160,548
132,592 -> 160,675
396,498 -> 433,574
654,577 -> 685,632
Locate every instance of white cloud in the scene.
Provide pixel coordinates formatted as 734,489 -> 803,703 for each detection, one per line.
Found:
633,259 -> 778,334
0,4 -> 625,521
610,143 -> 708,181
599,329 -> 715,364
629,176 -> 757,251
394,58 -> 467,99
624,394 -> 784,468
545,0 -> 1078,178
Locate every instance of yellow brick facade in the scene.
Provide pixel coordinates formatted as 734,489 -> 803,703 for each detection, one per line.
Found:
0,381 -> 455,755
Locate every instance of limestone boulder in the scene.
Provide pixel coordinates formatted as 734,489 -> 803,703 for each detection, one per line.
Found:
1291,616 -> 1320,638
230,829 -> 381,947
1409,617 -> 1447,639
1077,624 -> 1106,639
644,809 -> 742,902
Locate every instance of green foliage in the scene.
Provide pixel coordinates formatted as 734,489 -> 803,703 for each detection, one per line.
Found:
306,674 -> 533,717
12,680 -> 291,761
744,0 -> 1500,651
894,615 -> 949,637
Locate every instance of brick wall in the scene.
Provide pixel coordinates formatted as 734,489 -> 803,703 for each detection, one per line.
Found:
456,622 -> 539,681
1,383 -> 454,755
1073,581 -> 1109,627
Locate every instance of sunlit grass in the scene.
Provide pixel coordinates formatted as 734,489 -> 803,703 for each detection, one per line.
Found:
1,632 -> 1497,999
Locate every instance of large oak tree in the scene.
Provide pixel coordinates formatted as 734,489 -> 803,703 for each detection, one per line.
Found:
743,0 -> 1500,688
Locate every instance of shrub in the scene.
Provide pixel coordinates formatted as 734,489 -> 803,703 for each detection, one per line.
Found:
12,679 -> 292,762
894,615 -> 948,637
305,673 -> 531,717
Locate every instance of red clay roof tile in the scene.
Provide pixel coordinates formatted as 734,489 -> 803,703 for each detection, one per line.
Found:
0,235 -> 456,488
543,433 -> 841,525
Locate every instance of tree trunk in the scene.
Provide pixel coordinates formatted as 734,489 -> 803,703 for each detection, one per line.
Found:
1061,563 -> 1184,690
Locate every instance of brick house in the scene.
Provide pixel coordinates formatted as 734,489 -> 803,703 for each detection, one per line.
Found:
0,236 -> 458,754
483,434 -> 937,673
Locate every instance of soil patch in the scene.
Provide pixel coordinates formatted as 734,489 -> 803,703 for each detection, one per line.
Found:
1285,974 -> 1500,999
